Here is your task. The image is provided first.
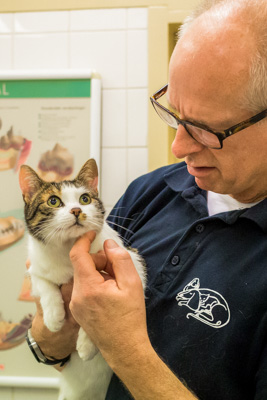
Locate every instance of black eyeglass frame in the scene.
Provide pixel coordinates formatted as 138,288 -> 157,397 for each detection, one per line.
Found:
150,84 -> 267,149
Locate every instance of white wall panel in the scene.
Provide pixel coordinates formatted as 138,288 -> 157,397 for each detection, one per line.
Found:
127,29 -> 148,87
0,13 -> 13,32
14,11 -> 69,32
0,36 -> 13,68
127,147 -> 148,184
70,8 -> 127,31
102,89 -> 127,148
14,34 -> 69,69
127,88 -> 148,147
127,7 -> 148,29
70,31 -> 127,89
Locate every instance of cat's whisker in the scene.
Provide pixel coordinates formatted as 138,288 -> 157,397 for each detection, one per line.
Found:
42,228 -> 59,246
107,215 -> 134,222
119,235 -> 132,246
85,218 -> 104,232
38,219 -> 69,245
106,221 -> 135,235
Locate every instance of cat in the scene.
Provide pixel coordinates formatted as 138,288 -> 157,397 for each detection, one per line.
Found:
19,158 -> 146,400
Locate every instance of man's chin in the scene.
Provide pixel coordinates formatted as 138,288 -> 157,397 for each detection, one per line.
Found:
194,176 -> 218,193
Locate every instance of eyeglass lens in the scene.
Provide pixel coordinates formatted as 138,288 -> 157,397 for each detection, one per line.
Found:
153,101 -> 221,149
152,102 -> 178,129
185,125 -> 221,148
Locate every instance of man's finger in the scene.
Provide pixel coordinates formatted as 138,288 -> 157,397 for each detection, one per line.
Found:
70,231 -> 104,284
60,280 -> 77,322
103,239 -> 142,290
91,251 -> 108,272
70,231 -> 96,258
34,296 -> 43,316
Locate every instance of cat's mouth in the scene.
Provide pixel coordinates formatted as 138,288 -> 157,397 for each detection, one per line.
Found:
70,221 -> 84,228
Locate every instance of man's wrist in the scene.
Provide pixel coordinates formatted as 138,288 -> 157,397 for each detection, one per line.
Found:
26,329 -> 71,367
103,336 -> 154,373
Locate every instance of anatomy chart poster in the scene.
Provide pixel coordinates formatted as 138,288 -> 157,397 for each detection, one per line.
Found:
0,76 -> 100,381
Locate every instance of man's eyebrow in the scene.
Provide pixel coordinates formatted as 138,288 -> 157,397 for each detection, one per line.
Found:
165,99 -> 233,128
166,92 -> 235,128
165,95 -> 210,125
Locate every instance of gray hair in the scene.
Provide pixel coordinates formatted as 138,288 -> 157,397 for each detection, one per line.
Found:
178,0 -> 267,112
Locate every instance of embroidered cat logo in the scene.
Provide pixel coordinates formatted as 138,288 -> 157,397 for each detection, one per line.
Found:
176,278 -> 230,328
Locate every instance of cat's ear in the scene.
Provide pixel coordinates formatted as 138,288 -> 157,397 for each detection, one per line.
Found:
76,159 -> 98,192
19,165 -> 43,203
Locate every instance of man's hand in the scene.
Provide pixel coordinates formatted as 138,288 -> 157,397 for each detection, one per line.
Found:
31,281 -> 79,361
69,232 -> 198,400
69,231 -> 149,367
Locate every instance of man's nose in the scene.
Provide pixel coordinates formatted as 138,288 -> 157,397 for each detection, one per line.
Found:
70,208 -> 82,217
171,124 -> 204,159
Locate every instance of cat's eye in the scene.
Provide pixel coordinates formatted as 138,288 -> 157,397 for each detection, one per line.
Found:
79,194 -> 91,205
47,196 -> 62,208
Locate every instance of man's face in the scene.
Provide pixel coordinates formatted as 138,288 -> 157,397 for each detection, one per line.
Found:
168,18 -> 267,203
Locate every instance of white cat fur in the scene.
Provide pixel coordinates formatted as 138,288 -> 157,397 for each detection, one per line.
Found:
28,183 -> 146,400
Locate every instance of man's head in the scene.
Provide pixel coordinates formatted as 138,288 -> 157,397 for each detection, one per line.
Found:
167,0 -> 267,202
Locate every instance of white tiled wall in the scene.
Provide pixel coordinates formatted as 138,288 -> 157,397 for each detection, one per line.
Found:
0,7 -> 148,211
0,7 -> 148,399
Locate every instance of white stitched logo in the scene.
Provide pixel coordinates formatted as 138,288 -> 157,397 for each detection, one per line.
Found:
176,278 -> 230,328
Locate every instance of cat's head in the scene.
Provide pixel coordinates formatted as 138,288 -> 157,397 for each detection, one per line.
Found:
19,159 -> 105,244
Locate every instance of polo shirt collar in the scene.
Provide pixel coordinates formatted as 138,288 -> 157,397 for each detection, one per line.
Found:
240,201 -> 267,232
164,162 -> 267,233
164,163 -> 195,192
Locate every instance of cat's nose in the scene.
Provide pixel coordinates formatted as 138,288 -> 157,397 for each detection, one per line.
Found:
70,208 -> 82,217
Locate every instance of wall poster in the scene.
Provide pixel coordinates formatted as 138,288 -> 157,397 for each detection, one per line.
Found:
0,70 -> 101,389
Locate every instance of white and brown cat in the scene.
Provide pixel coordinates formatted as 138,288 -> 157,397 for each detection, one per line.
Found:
19,159 -> 146,400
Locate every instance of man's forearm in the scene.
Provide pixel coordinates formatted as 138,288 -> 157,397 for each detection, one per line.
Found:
104,341 -> 198,400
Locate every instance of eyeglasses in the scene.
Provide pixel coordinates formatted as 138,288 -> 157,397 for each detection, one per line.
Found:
150,84 -> 267,149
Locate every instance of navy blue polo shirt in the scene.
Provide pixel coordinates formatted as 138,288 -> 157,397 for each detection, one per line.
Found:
105,162 -> 267,400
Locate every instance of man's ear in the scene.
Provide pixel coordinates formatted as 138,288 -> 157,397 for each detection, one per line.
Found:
19,165 -> 43,203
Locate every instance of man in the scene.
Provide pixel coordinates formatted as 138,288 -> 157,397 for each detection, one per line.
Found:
29,0 -> 267,399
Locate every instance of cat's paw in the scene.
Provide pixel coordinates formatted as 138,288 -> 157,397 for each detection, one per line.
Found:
43,308 -> 65,332
45,319 -> 65,333
77,341 -> 99,361
76,328 -> 98,361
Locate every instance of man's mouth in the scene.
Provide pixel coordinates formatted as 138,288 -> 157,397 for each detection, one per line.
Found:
187,164 -> 216,177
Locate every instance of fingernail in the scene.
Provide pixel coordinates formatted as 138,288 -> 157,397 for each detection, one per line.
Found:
105,239 -> 119,249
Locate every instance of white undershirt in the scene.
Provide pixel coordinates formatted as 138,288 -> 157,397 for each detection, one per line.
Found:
207,191 -> 260,216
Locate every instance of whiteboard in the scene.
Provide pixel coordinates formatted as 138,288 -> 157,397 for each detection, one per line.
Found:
0,70 -> 101,388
